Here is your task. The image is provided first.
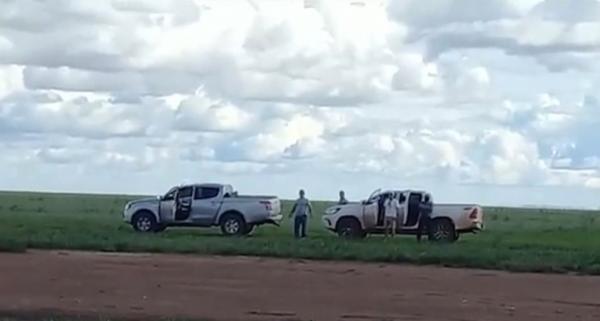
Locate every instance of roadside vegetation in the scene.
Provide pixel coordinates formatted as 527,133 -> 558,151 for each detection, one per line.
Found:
1,191 -> 600,274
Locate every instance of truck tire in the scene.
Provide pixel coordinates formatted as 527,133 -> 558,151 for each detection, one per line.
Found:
428,218 -> 456,243
155,224 -> 167,233
220,213 -> 247,236
244,224 -> 255,235
132,211 -> 158,233
336,217 -> 365,239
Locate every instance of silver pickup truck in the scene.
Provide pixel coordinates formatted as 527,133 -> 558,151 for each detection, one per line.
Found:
123,183 -> 282,236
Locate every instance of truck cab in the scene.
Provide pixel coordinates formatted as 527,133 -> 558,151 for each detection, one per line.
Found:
156,184 -> 233,226
359,189 -> 426,230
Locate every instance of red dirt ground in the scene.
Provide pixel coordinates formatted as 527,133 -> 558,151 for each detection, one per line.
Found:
1,250 -> 599,321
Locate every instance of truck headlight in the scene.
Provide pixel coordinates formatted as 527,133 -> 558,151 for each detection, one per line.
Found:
325,207 -> 340,215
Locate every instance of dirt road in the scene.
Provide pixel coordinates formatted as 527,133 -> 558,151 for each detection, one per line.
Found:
1,251 -> 599,321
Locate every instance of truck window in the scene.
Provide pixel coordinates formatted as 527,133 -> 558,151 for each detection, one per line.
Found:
178,186 -> 193,198
194,187 -> 220,200
411,192 -> 423,202
163,188 -> 177,201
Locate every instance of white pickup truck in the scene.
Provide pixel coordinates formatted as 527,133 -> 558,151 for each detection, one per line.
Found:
322,189 -> 483,242
123,183 -> 282,236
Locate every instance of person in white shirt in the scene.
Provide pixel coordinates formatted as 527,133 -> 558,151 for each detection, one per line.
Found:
384,193 -> 401,237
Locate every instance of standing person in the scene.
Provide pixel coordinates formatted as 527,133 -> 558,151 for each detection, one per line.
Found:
377,193 -> 387,226
416,193 -> 433,242
289,189 -> 312,238
338,190 -> 348,205
384,193 -> 401,237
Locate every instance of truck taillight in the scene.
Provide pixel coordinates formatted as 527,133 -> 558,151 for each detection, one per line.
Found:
469,207 -> 479,219
260,201 -> 272,211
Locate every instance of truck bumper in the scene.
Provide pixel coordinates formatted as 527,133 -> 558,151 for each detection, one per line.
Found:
462,222 -> 483,233
322,216 -> 334,230
457,222 -> 483,234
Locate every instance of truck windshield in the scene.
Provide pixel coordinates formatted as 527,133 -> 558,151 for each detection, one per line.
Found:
163,188 -> 177,201
367,188 -> 381,202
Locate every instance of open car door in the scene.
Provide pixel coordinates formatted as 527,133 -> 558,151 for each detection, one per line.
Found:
362,189 -> 381,228
174,186 -> 193,221
403,192 -> 423,228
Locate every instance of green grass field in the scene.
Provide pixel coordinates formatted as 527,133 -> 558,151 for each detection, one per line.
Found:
1,191 -> 600,274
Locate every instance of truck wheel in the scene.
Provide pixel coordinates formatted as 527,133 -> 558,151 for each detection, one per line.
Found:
336,218 -> 365,239
220,213 -> 247,236
244,224 -> 255,235
132,211 -> 157,233
428,218 -> 456,243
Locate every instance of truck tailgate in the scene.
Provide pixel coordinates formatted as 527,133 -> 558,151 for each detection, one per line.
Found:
269,198 -> 281,216
435,203 -> 483,231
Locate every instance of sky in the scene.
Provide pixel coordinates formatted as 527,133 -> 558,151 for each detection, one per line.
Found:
1,0 -> 600,208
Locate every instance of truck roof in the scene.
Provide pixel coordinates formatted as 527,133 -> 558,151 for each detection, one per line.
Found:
379,189 -> 427,194
174,183 -> 230,189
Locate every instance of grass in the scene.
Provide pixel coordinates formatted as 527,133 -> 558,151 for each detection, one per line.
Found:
1,191 -> 600,274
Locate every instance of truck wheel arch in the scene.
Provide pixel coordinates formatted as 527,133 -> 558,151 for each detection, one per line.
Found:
335,216 -> 364,229
428,217 -> 457,242
219,211 -> 248,236
218,210 -> 245,224
335,216 -> 365,239
133,209 -> 159,222
131,210 -> 159,232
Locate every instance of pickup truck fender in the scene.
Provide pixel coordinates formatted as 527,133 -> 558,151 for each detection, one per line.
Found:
214,209 -> 244,226
127,201 -> 161,224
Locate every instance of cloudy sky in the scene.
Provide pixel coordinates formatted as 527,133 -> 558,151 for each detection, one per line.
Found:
2,0 -> 600,207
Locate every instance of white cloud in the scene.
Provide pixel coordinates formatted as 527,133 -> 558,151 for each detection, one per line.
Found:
0,91 -> 165,138
471,129 -> 546,184
1,0 -> 600,207
0,65 -> 24,98
34,147 -> 88,164
392,53 -> 440,91
215,113 -> 326,162
390,0 -> 600,72
529,0 -> 600,22
173,90 -> 253,132
388,0 -> 520,29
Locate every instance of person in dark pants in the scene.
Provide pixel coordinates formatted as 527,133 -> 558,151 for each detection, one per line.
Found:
377,193 -> 387,226
416,193 -> 433,242
289,189 -> 313,238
